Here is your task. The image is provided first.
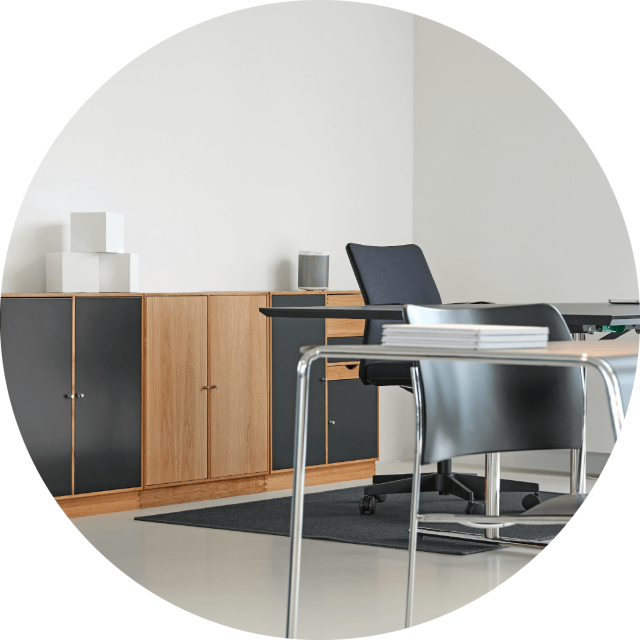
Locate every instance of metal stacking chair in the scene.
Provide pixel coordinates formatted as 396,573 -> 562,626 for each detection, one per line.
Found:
401,302 -> 616,626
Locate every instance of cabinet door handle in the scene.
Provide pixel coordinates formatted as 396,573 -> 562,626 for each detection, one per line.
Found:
328,420 -> 336,425
204,386 -> 219,390
321,378 -> 328,381
76,393 -> 84,398
65,394 -> 74,399
204,386 -> 211,390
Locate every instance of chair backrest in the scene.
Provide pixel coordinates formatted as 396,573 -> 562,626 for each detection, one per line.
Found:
403,303 -> 584,463
346,243 -> 442,346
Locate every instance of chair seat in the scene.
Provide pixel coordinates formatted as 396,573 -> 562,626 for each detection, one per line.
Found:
362,360 -> 413,386
522,493 -> 587,517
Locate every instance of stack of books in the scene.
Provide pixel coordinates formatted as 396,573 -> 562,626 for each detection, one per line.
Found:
381,324 -> 549,349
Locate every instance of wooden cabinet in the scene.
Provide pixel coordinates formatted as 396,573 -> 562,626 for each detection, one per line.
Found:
145,293 -> 270,485
1,296 -> 142,497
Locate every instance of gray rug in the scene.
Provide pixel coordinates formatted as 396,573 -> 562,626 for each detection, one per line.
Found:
135,486 -> 564,555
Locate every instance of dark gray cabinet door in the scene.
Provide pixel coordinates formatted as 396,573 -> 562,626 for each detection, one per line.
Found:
75,297 -> 141,493
1,298 -> 73,497
328,379 -> 378,464
271,294 -> 326,470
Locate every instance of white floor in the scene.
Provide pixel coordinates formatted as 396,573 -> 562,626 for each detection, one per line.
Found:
72,462 -> 595,639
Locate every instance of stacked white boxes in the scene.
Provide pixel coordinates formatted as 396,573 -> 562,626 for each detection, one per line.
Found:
46,212 -> 139,292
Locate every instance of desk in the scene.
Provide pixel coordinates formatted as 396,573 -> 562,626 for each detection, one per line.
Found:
284,340 -> 637,637
261,302 -> 640,335
261,301 -> 640,494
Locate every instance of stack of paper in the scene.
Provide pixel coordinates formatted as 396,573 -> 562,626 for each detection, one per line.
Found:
381,324 -> 549,349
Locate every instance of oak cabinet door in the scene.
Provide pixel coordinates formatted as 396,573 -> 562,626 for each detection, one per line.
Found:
209,295 -> 269,478
146,296 -> 208,485
1,297 -> 73,497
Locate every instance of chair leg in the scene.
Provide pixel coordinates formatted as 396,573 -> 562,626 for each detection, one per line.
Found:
441,476 -> 475,503
365,474 -> 437,498
484,453 -> 501,540
406,365 -> 424,629
570,363 -> 588,494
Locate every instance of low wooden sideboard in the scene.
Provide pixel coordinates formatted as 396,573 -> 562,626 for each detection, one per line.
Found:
1,291 -> 378,517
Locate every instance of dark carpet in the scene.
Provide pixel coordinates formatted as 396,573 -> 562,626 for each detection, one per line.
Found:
135,486 -> 564,555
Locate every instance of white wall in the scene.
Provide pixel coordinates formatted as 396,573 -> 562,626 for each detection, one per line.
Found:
2,2 -> 414,294
412,17 -> 638,460
2,5 -> 636,466
1,1 -> 415,465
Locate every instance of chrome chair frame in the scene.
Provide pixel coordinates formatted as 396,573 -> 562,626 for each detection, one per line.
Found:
285,343 -> 626,638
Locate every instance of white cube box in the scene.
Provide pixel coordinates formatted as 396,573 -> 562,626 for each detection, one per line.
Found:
99,253 -> 139,292
70,212 -> 125,253
46,253 -> 99,292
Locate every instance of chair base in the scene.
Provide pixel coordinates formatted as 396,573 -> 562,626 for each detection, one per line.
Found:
362,460 -> 539,512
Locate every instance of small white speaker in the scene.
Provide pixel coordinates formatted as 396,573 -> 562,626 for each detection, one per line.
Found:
298,250 -> 329,290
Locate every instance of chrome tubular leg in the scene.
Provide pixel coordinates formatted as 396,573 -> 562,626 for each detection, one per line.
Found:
286,356 -> 312,639
406,365 -> 424,629
594,360 -> 624,442
570,333 -> 587,494
484,453 -> 500,539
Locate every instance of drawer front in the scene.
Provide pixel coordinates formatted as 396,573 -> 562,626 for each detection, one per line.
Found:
326,293 -> 365,338
326,363 -> 359,381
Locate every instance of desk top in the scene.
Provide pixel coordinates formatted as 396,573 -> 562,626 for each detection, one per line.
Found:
303,339 -> 638,361
260,302 -> 640,331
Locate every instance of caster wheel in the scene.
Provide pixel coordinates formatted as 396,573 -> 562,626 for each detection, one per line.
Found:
466,501 -> 485,515
522,494 -> 541,511
375,494 -> 386,503
359,495 -> 377,515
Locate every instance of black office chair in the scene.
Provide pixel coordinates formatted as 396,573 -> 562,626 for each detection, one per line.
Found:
346,243 -> 544,514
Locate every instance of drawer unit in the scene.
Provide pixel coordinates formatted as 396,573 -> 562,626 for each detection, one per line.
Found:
270,291 -> 378,471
